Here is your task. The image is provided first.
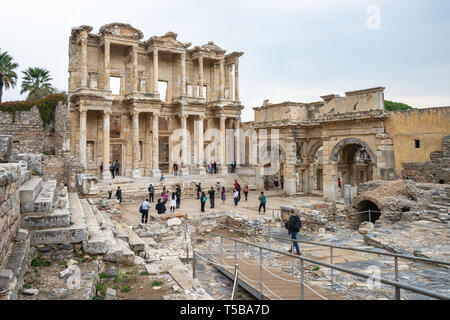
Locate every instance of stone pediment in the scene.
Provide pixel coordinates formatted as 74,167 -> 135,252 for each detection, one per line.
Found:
145,32 -> 191,50
99,23 -> 144,40
194,41 -> 226,54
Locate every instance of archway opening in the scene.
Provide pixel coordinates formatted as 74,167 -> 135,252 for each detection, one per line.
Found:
337,143 -> 374,188
357,200 -> 381,223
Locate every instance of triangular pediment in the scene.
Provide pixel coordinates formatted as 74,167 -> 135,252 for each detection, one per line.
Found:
99,23 -> 144,40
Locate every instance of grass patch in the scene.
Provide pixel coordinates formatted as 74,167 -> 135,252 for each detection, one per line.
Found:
100,273 -> 107,279
140,271 -> 150,276
24,284 -> 33,289
60,261 -> 67,266
93,295 -> 105,301
152,280 -> 164,287
312,266 -> 320,272
121,285 -> 131,293
42,260 -> 52,267
96,283 -> 107,296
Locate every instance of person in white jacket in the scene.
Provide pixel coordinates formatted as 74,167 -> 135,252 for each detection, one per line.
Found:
170,192 -> 177,213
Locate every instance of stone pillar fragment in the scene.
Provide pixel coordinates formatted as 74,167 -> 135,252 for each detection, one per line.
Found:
80,32 -> 88,88
181,52 -> 186,96
219,116 -> 228,174
197,116 -> 205,176
104,40 -> 110,90
79,107 -> 87,172
235,118 -> 241,166
234,61 -> 239,101
131,46 -> 138,93
153,48 -> 159,95
102,110 -> 112,180
152,114 -> 161,178
198,56 -> 204,98
131,110 -> 141,179
219,59 -> 225,100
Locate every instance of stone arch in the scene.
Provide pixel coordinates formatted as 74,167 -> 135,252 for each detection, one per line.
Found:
354,197 -> 382,224
307,140 -> 323,162
329,138 -> 376,163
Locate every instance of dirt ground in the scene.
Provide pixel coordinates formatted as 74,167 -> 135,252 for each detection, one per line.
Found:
117,192 -> 324,227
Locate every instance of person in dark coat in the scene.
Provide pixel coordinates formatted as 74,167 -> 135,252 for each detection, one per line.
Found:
116,187 -> 122,204
208,187 -> 215,209
176,185 -> 182,209
195,183 -> 202,200
148,184 -> 155,203
200,192 -> 207,213
156,199 -> 168,215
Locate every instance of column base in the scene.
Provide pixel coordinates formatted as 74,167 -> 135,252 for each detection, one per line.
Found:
285,179 -> 297,196
180,167 -> 190,176
219,165 -> 229,175
102,171 -> 112,181
152,169 -> 161,180
131,169 -> 141,179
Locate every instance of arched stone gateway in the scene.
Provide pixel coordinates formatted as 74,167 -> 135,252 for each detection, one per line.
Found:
329,138 -> 376,163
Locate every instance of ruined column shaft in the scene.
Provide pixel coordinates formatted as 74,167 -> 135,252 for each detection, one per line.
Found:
152,114 -> 159,170
79,108 -> 87,171
234,62 -> 239,101
80,33 -> 88,88
132,46 -> 138,92
102,110 -> 112,180
131,111 -> 141,178
198,116 -> 204,166
220,116 -> 226,165
198,56 -> 204,98
219,59 -> 225,100
235,118 -> 241,165
153,48 -> 159,94
104,40 -> 110,90
181,52 -> 186,96
181,115 -> 188,165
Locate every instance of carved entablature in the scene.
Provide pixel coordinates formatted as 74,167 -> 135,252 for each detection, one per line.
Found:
145,32 -> 191,52
190,41 -> 226,60
225,52 -> 244,64
99,23 -> 144,40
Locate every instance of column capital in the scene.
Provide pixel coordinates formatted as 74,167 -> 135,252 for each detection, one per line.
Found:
79,106 -> 87,115
198,114 -> 205,120
219,114 -> 227,119
130,110 -> 140,117
179,114 -> 188,120
104,109 -> 112,116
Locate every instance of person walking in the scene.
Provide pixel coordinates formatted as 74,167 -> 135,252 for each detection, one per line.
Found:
100,162 -> 104,175
148,184 -> 155,203
243,185 -> 249,201
213,161 -> 217,174
116,187 -> 122,204
156,199 -> 168,215
274,177 -> 279,192
195,183 -> 202,200
338,178 -> 342,191
200,192 -> 207,213
208,187 -> 215,209
176,185 -> 182,209
281,175 -> 285,190
233,189 -> 240,207
115,160 -> 120,177
170,193 -> 177,213
231,160 -> 236,173
286,212 -> 302,255
108,183 -> 113,199
258,192 -> 267,215
221,187 -> 226,204
140,199 -> 151,224
160,174 -> 165,182
110,162 -> 115,179
162,190 -> 169,202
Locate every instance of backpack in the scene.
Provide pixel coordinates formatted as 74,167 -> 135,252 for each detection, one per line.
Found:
285,215 -> 302,232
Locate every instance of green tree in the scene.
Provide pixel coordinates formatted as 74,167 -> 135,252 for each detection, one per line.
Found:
0,49 -> 19,103
384,100 -> 414,112
21,67 -> 53,100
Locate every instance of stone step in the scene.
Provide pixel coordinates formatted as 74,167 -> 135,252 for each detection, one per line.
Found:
18,177 -> 42,204
20,209 -> 71,230
80,199 -> 108,255
0,231 -> 31,300
21,180 -> 57,214
29,193 -> 88,246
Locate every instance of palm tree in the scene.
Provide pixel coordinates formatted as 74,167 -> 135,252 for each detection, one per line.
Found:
0,49 -> 19,103
21,67 -> 53,100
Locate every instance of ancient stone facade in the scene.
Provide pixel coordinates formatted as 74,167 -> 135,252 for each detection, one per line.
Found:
245,87 -> 395,200
68,23 -> 244,179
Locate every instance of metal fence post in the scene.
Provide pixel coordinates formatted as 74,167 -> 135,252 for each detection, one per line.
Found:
220,236 -> 223,268
330,246 -> 334,289
369,210 -> 372,223
192,251 -> 197,279
235,240 -> 238,266
231,263 -> 239,300
259,247 -> 263,300
395,257 -> 401,300
300,259 -> 305,300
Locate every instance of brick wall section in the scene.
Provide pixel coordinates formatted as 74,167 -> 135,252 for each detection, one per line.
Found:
0,164 -> 20,264
0,106 -> 57,155
401,135 -> 450,183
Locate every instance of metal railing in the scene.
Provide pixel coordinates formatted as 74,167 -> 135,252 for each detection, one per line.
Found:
207,232 -> 449,300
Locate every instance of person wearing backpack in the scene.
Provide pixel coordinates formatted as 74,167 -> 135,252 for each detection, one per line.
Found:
208,187 -> 215,209
258,192 -> 267,215
200,192 -> 207,213
148,184 -> 155,203
285,213 -> 302,255
156,198 -> 167,215
140,199 -> 151,224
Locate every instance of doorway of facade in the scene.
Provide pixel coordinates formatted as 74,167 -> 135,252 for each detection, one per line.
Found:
159,136 -> 169,174
110,144 -> 123,176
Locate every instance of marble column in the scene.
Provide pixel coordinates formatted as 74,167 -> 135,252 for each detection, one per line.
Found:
198,56 -> 204,98
219,59 -> 225,100
131,46 -> 138,93
131,110 -> 141,179
102,110 -> 112,180
235,118 -> 241,167
181,52 -> 186,96
234,61 -> 240,101
152,114 -> 161,178
79,107 -> 87,172
80,32 -> 88,88
153,48 -> 159,95
198,115 -> 205,166
180,115 -> 188,165
104,40 -> 110,90
219,116 -> 228,174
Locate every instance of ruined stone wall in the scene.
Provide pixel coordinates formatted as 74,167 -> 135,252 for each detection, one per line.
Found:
384,107 -> 450,176
400,135 -> 450,184
0,106 -> 57,155
0,164 -> 21,264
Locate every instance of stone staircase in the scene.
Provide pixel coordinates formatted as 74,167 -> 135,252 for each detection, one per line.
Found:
416,183 -> 450,223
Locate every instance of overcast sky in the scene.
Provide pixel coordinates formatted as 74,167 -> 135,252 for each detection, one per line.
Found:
1,0 -> 449,121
